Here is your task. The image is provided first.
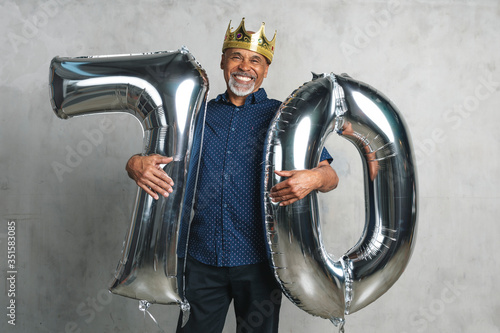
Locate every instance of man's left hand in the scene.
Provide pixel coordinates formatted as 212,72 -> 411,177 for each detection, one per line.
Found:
269,160 -> 338,206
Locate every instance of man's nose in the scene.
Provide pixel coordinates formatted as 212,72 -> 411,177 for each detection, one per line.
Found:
238,59 -> 251,71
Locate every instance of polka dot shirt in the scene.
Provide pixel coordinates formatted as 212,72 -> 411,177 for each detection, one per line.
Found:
179,88 -> 332,267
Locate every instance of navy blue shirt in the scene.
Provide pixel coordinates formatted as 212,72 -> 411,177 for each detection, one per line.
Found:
179,88 -> 332,267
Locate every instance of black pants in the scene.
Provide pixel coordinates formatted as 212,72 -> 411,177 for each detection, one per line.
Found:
176,256 -> 282,333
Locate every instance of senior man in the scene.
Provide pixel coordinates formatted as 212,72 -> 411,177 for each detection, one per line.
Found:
125,18 -> 339,333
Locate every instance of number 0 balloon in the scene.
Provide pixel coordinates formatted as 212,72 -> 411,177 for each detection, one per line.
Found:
49,48 -> 209,324
262,73 -> 418,330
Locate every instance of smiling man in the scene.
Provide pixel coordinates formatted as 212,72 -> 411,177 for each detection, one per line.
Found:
125,18 -> 339,333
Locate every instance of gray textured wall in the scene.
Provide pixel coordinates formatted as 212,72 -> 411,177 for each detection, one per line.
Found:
1,0 -> 499,332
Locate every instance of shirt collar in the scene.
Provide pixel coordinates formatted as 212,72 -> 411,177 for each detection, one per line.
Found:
215,88 -> 268,106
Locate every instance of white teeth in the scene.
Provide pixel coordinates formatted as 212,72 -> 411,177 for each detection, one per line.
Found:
235,75 -> 252,82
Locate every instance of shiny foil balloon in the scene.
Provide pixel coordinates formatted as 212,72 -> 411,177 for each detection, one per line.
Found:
262,73 -> 418,329
49,48 -> 208,319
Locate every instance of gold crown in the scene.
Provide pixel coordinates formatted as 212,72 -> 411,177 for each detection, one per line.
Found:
222,18 -> 276,63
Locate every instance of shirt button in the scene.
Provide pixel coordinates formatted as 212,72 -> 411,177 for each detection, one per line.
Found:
235,107 -> 240,111
224,174 -> 230,180
231,127 -> 235,131
223,203 -> 228,208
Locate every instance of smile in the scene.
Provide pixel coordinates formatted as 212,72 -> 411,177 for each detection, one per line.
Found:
237,75 -> 252,82
232,73 -> 255,83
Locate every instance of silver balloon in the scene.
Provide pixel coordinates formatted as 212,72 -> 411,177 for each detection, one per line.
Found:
49,47 -> 209,322
262,73 -> 418,329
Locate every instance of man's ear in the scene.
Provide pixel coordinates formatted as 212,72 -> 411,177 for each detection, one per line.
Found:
220,54 -> 225,70
264,63 -> 269,78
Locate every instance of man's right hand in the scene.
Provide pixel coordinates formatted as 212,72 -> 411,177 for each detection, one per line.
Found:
126,154 -> 175,200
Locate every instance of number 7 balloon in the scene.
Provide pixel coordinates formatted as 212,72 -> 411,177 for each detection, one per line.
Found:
49,47 -> 209,324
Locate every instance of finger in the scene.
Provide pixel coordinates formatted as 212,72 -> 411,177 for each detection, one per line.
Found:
270,180 -> 291,193
269,186 -> 289,198
152,168 -> 175,186
279,197 -> 299,206
274,170 -> 294,177
150,154 -> 174,165
137,182 -> 160,200
148,157 -> 175,186
151,181 -> 173,197
143,178 -> 173,198
273,188 -> 309,203
271,191 -> 292,203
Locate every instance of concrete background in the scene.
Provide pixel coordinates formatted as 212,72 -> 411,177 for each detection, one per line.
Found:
1,0 -> 499,332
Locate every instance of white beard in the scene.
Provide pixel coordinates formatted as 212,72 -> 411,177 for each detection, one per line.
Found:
228,74 -> 256,97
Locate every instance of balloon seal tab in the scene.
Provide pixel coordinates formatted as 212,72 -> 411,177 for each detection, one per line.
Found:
341,256 -> 353,314
330,317 -> 346,333
180,299 -> 191,327
138,300 -> 166,333
330,74 -> 348,134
